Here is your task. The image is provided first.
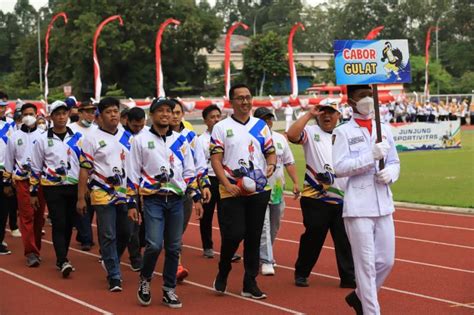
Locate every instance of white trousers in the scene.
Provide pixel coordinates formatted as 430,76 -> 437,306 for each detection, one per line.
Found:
344,215 -> 395,315
260,202 -> 285,264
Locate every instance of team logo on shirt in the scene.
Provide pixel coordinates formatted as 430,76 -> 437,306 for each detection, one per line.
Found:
48,139 -> 54,147
226,129 -> 234,137
148,141 -> 155,149
17,139 -> 23,146
277,142 -> 283,149
314,134 -> 320,142
99,140 -> 106,148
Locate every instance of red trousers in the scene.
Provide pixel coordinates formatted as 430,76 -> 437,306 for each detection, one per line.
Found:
16,180 -> 46,256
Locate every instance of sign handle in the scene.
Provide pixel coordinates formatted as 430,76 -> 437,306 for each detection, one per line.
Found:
372,84 -> 385,170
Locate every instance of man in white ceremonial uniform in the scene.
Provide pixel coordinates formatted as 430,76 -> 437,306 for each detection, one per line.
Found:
332,84 -> 400,315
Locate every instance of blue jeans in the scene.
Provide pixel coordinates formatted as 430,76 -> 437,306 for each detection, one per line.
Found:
75,199 -> 94,246
141,195 -> 184,290
94,203 -> 131,280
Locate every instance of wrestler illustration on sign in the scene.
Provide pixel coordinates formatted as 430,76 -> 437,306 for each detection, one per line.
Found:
381,41 -> 403,80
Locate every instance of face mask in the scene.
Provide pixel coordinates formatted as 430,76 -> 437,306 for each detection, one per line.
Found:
354,96 -> 374,116
37,123 -> 47,131
22,115 -> 36,127
81,119 -> 92,128
70,115 -> 79,123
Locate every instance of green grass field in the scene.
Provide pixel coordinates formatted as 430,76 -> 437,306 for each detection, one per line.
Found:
284,130 -> 474,208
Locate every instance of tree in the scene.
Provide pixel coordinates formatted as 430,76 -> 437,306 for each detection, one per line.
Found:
407,55 -> 453,94
4,0 -> 223,99
242,31 -> 287,95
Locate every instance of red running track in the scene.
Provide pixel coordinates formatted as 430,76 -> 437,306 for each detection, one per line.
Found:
1,195 -> 473,314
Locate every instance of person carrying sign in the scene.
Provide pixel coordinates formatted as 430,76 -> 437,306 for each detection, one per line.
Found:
332,85 -> 400,315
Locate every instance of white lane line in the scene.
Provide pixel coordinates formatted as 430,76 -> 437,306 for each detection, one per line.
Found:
396,207 -> 474,218
0,268 -> 112,314
395,236 -> 474,250
283,205 -> 474,229
181,244 -> 474,310
279,219 -> 474,249
35,239 -> 303,315
187,223 -> 474,274
394,219 -> 474,231
282,196 -> 474,218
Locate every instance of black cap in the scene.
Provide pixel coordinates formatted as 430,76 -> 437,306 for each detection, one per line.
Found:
150,98 -> 175,113
347,84 -> 371,98
253,107 -> 274,119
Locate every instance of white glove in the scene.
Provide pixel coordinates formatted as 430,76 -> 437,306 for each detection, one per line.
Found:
372,140 -> 390,161
375,168 -> 392,184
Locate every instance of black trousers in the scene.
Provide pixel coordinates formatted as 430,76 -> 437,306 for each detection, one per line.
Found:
42,185 -> 78,266
217,190 -> 270,287
294,197 -> 355,283
0,173 -> 17,243
127,196 -> 142,264
200,176 -> 220,250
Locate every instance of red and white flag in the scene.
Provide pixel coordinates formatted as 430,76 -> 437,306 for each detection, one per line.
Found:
424,26 -> 437,100
93,15 -> 123,102
224,22 -> 248,99
44,12 -> 68,102
365,26 -> 384,40
156,19 -> 180,98
288,23 -> 305,99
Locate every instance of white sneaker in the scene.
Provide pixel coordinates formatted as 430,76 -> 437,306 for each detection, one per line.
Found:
2,241 -> 7,247
261,263 -> 275,276
11,229 -> 21,237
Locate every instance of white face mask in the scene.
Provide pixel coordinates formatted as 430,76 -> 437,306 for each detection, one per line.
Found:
81,119 -> 92,128
354,96 -> 374,116
37,123 -> 47,131
21,115 -> 37,127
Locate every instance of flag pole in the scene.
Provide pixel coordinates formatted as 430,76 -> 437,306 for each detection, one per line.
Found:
372,84 -> 384,170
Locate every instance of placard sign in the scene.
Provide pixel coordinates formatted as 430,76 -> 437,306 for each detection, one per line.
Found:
334,39 -> 411,85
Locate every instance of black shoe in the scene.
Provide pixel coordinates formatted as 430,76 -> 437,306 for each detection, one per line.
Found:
137,278 -> 151,306
0,244 -> 11,255
295,276 -> 309,287
108,278 -> 122,292
130,260 -> 142,272
345,291 -> 363,315
162,290 -> 182,308
81,244 -> 92,251
213,273 -> 227,294
241,284 -> 267,300
60,261 -> 74,278
231,254 -> 241,262
340,281 -> 357,289
26,254 -> 40,267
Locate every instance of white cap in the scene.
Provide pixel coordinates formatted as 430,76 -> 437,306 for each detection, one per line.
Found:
50,100 -> 68,114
